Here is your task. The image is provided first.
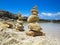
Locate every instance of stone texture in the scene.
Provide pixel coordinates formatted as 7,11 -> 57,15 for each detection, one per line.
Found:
26,6 -> 45,36
28,23 -> 42,32
0,28 -> 59,45
16,13 -> 24,31
3,21 -> 13,28
27,15 -> 39,23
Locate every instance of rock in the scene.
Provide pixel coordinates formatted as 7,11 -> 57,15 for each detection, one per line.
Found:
26,30 -> 45,37
28,23 -> 42,32
16,13 -> 24,31
16,25 -> 24,31
0,10 -> 17,20
31,6 -> 38,15
18,13 -> 23,20
0,21 -> 13,29
26,31 -> 35,36
17,20 -> 23,24
3,21 -> 13,28
27,15 -> 39,23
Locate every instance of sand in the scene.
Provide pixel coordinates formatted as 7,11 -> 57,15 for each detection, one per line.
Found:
0,21 -> 60,45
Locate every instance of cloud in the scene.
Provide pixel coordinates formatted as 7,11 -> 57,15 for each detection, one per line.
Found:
38,12 -> 60,20
54,12 -> 60,15
41,13 -> 52,16
41,12 -> 60,16
22,14 -> 30,17
22,12 -> 60,20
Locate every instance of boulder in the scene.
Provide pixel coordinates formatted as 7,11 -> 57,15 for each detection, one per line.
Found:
28,23 -> 42,32
3,21 -> 13,28
27,15 -> 39,23
26,31 -> 35,36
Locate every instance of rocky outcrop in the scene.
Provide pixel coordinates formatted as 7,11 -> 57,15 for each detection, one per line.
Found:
0,10 -> 17,20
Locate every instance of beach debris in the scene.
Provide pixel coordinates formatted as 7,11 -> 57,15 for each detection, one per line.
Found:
26,6 -> 45,36
16,13 -> 24,31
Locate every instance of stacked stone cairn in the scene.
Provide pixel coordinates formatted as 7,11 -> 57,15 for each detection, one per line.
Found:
16,13 -> 24,31
26,6 -> 45,36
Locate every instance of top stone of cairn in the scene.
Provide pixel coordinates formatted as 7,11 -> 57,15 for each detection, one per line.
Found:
27,6 -> 39,23
31,6 -> 38,15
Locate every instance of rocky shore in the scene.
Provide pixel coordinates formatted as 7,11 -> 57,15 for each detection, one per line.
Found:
0,28 -> 59,45
0,21 -> 60,45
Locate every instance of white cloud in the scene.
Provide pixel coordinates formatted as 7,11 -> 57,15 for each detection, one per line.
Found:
54,12 -> 60,15
41,12 -> 53,16
22,14 -> 30,17
47,13 -> 52,16
41,12 -> 60,16
39,12 -> 60,20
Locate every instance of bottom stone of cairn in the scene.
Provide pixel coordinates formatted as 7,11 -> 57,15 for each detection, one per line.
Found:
26,30 -> 45,36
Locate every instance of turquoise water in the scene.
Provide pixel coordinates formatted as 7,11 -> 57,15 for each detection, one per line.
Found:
24,22 -> 60,39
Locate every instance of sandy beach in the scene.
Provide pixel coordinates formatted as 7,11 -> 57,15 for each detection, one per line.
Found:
0,20 -> 60,45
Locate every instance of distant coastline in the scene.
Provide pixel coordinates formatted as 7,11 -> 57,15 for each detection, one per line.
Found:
0,10 -> 60,23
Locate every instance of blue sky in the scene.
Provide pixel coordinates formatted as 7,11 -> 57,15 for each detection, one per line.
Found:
0,0 -> 60,20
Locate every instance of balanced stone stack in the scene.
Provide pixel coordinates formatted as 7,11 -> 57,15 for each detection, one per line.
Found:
16,13 -> 24,31
26,6 -> 45,36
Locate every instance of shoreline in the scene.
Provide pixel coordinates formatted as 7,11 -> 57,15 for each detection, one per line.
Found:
0,20 -> 60,45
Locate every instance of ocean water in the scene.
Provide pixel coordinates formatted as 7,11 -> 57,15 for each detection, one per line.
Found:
24,22 -> 60,39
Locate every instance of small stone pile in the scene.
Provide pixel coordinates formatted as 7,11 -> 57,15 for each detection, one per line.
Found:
16,13 -> 24,31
